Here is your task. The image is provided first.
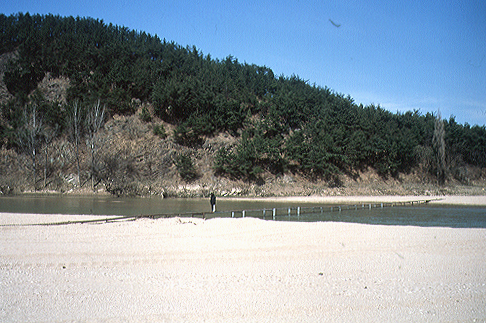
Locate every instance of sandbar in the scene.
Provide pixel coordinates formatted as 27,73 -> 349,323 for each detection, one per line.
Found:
224,194 -> 486,206
1,211 -> 485,322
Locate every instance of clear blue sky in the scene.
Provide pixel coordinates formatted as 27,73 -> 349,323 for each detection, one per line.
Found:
3,0 -> 486,126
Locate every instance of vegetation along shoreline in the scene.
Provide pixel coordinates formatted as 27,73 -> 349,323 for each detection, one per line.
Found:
1,13 -> 485,198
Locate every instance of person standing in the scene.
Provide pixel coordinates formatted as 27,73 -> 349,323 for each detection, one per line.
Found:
210,193 -> 216,212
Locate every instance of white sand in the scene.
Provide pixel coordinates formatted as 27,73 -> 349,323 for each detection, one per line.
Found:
225,194 -> 486,206
1,202 -> 486,322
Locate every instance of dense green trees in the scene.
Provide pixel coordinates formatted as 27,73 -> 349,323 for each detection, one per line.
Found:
1,13 -> 485,186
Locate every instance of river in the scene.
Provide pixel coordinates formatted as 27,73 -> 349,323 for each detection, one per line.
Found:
0,195 -> 485,228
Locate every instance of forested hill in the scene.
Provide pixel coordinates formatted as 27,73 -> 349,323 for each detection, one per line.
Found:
1,13 -> 485,195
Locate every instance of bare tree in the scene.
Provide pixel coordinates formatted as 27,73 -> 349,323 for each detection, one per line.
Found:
42,124 -> 58,188
17,104 -> 43,190
433,110 -> 446,186
86,100 -> 106,191
67,101 -> 83,187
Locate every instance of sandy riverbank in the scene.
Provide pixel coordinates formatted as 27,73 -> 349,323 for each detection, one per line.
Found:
1,210 -> 485,322
223,194 -> 486,206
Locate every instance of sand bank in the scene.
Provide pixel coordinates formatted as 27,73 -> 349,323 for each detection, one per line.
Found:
1,213 -> 485,322
224,194 -> 486,206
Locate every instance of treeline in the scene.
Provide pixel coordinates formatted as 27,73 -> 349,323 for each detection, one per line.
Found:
1,13 -> 485,187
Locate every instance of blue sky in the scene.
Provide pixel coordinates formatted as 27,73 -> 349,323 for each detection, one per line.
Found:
2,0 -> 486,126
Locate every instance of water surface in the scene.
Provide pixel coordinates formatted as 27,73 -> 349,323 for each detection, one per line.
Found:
0,195 -> 485,228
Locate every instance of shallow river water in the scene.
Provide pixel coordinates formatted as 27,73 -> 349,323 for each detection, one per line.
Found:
0,195 -> 485,228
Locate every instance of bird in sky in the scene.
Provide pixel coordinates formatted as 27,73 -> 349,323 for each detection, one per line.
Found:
329,19 -> 341,27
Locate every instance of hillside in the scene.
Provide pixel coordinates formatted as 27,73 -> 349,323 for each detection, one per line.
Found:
1,13 -> 485,197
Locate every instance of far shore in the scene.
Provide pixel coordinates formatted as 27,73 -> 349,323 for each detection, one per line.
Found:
3,191 -> 486,206
221,195 -> 486,206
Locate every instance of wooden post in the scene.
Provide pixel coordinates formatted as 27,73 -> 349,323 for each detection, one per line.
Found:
242,210 -> 245,218
273,208 -> 276,220
297,207 -> 300,217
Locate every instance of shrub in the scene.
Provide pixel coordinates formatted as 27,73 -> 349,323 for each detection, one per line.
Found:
139,106 -> 152,122
174,153 -> 198,181
153,124 -> 167,139
173,123 -> 203,147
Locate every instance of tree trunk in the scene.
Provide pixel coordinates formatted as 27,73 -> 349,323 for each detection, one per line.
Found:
433,110 -> 446,186
86,100 -> 105,192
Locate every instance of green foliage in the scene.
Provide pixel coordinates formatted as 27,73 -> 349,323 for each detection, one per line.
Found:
153,124 -> 167,139
174,153 -> 198,181
445,117 -> 486,167
1,12 -> 485,186
173,122 -> 204,147
214,146 -> 237,177
213,129 -> 274,183
234,133 -> 264,182
285,122 -> 344,181
139,106 -> 152,122
213,141 -> 263,183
